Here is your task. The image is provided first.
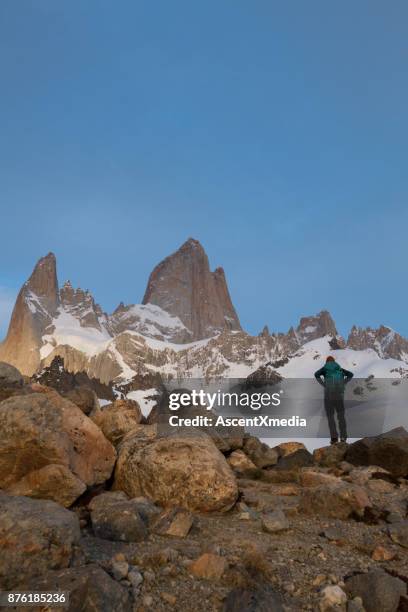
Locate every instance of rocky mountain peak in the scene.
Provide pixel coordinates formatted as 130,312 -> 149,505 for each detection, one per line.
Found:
24,252 -> 59,311
347,324 -> 408,361
60,281 -> 105,330
142,238 -> 241,340
295,310 -> 337,344
0,253 -> 60,375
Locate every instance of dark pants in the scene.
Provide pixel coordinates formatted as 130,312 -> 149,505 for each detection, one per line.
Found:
324,392 -> 347,440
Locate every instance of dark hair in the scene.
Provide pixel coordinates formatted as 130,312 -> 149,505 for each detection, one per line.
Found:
326,356 -> 335,362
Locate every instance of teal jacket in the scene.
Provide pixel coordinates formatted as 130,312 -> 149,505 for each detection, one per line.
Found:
314,361 -> 353,393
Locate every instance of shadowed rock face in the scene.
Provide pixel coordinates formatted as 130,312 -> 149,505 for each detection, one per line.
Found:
142,238 -> 241,340
0,253 -> 59,375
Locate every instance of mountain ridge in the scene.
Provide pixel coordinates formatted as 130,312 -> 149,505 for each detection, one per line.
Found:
1,240 -> 407,383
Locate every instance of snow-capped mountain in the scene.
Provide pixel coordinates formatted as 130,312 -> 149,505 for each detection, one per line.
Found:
1,239 -> 407,384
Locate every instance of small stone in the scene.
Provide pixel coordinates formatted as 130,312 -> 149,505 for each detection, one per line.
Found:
161,592 -> 177,605
189,553 -> 227,581
142,595 -> 153,607
319,585 -> 347,611
321,525 -> 346,543
386,512 -> 404,524
152,507 -> 194,538
261,509 -> 289,533
143,569 -> 155,583
371,545 -> 396,561
313,574 -> 327,587
128,569 -> 143,588
111,560 -> 129,581
388,521 -> 408,548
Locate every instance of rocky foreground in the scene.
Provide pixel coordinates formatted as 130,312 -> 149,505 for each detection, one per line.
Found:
0,362 -> 408,611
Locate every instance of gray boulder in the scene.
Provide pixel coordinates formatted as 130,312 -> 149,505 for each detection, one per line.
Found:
345,427 -> 408,477
0,493 -> 80,589
21,564 -> 131,612
89,491 -> 148,542
345,569 -> 406,612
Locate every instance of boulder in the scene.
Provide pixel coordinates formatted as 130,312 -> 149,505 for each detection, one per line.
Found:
148,393 -> 244,452
64,386 -> 99,415
313,442 -> 348,467
0,390 -> 116,505
92,399 -> 143,446
273,441 -> 306,457
88,491 -> 148,542
0,493 -> 80,589
21,564 -> 132,612
0,361 -> 23,388
6,464 -> 86,508
227,450 -> 261,478
298,470 -> 340,488
0,361 -> 24,401
345,569 -> 406,612
299,482 -> 371,519
345,427 -> 408,477
243,436 -> 279,468
275,448 -> 314,470
114,429 -> 238,512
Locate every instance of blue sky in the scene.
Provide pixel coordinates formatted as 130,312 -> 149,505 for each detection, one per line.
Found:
1,0 -> 407,339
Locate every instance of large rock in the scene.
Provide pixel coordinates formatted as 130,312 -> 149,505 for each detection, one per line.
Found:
227,450 -> 260,478
0,389 -> 116,505
6,464 -> 86,507
275,448 -> 314,470
0,361 -> 24,401
142,237 -> 241,340
299,481 -> 371,519
243,436 -> 279,468
314,442 -> 348,467
89,491 -> 148,542
0,493 -> 80,589
92,399 -> 143,445
147,391 -> 244,453
345,569 -> 406,612
64,386 -> 99,415
20,565 -> 132,612
345,427 -> 408,477
114,429 -> 238,512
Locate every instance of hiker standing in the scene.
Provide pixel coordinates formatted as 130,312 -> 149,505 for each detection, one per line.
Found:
314,356 -> 353,444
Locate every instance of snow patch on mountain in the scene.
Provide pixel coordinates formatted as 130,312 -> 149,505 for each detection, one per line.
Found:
277,337 -> 408,378
40,309 -> 111,359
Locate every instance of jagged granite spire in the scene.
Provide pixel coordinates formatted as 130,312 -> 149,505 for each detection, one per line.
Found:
142,238 -> 241,340
0,253 -> 59,375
